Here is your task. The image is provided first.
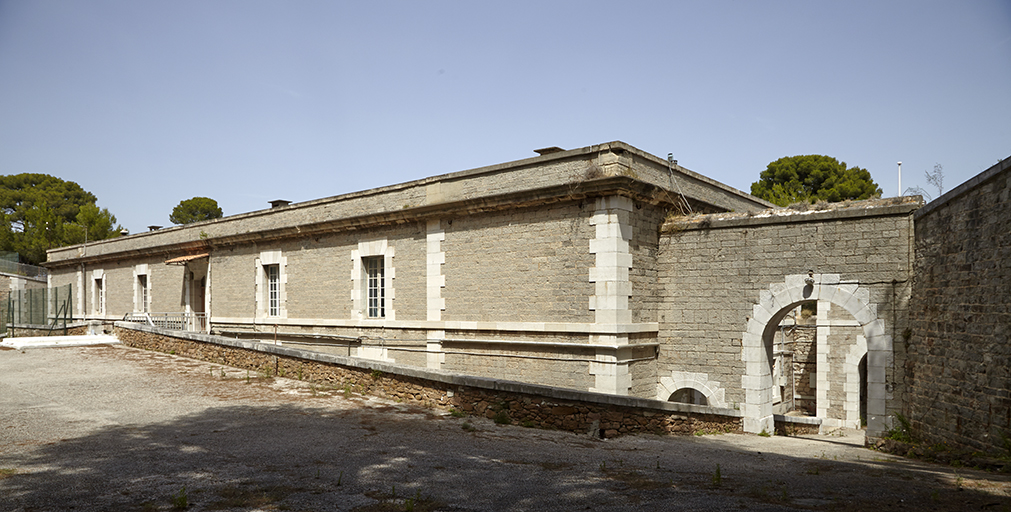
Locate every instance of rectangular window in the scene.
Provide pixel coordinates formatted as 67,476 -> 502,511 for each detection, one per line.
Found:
365,256 -> 384,318
266,264 -> 279,317
138,275 -> 148,312
95,277 -> 104,315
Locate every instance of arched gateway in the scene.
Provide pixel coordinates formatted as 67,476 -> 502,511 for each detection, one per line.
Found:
741,273 -> 891,439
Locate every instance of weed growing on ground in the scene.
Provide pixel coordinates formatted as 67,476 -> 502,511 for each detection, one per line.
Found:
521,420 -> 535,428
758,429 -> 771,437
711,464 -> 722,486
371,369 -> 383,380
171,486 -> 188,510
885,413 -> 914,443
449,408 -> 465,418
461,422 -> 476,432
493,410 -> 510,425
0,468 -> 16,479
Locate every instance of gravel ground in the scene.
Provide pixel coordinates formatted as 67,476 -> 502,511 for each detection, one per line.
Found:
1,345 -> 1010,511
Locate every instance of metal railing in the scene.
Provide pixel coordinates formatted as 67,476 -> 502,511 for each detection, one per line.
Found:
3,284 -> 72,336
0,257 -> 49,280
122,312 -> 207,332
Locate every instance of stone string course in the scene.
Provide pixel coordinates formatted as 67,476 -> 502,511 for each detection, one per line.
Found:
114,324 -> 741,438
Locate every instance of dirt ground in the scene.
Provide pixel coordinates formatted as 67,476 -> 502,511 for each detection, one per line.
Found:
1,344 -> 1010,511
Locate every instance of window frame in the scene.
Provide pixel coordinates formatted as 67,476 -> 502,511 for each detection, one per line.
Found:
364,256 -> 385,318
266,264 -> 280,317
138,274 -> 149,313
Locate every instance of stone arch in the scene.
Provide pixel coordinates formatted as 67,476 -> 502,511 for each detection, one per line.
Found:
658,371 -> 727,408
741,273 -> 890,438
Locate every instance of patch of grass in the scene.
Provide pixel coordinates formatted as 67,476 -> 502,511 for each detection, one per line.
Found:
461,422 -> 476,432
448,408 -> 466,418
356,488 -> 441,512
371,369 -> 383,380
493,410 -> 511,425
599,466 -> 670,490
0,468 -> 16,479
208,485 -> 297,510
884,412 -> 914,443
521,420 -> 535,428
711,464 -> 722,487
758,429 -> 771,437
171,486 -> 188,510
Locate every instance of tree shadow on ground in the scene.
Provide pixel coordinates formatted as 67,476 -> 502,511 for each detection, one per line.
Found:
3,399 -> 1011,512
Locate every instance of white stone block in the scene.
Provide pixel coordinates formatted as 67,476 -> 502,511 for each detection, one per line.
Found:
785,274 -> 806,288
744,415 -> 775,434
864,320 -> 885,338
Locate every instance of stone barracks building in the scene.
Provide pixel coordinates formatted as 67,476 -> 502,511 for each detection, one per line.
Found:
45,141 -> 936,439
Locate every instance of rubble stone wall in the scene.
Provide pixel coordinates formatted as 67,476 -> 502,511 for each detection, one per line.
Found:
907,157 -> 1011,452
115,323 -> 741,438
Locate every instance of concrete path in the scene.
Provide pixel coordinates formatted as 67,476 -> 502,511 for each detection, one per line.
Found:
1,345 -> 1009,511
0,334 -> 119,349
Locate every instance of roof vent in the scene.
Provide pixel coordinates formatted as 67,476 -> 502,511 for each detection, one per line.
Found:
269,199 -> 291,208
534,146 -> 565,156
147,225 -> 162,231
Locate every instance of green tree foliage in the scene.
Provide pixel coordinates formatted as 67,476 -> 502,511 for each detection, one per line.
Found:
0,173 -> 122,264
750,155 -> 882,207
169,197 -> 222,225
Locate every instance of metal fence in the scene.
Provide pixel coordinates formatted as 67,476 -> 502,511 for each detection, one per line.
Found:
122,312 -> 207,332
3,284 -> 73,336
0,252 -> 49,280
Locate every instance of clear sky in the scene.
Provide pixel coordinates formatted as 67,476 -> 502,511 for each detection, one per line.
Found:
1,1 -> 1009,234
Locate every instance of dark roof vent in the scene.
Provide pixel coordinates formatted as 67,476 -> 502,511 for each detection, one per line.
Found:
147,225 -> 162,231
269,199 -> 291,208
534,146 -> 565,156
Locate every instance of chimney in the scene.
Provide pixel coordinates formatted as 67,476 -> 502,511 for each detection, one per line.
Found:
269,199 -> 291,208
533,146 -> 565,156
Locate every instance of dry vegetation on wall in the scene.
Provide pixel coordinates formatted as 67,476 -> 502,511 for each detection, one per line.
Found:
114,327 -> 741,438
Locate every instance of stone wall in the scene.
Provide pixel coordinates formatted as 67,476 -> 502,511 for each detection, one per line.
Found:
907,156 -> 1011,452
442,202 -> 595,324
114,322 -> 741,438
657,197 -> 919,435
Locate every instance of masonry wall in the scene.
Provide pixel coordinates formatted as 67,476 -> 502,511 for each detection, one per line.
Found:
907,157 -> 1011,452
114,322 -> 742,438
442,202 -> 595,324
657,200 -> 917,411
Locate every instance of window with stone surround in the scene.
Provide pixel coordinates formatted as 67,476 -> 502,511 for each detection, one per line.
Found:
365,256 -> 385,318
256,250 -> 286,319
351,240 -> 394,321
265,264 -> 280,317
137,275 -> 149,312
93,272 -> 105,315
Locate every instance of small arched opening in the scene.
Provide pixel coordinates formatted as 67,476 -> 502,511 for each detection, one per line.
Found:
669,388 -> 709,406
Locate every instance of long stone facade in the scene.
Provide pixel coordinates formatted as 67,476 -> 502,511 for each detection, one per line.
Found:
42,140 -> 1007,448
44,142 -> 768,404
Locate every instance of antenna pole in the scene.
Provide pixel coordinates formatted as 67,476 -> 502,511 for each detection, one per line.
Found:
897,161 -> 902,196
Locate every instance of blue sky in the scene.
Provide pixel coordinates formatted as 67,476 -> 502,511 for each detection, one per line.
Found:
1,1 -> 1009,233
